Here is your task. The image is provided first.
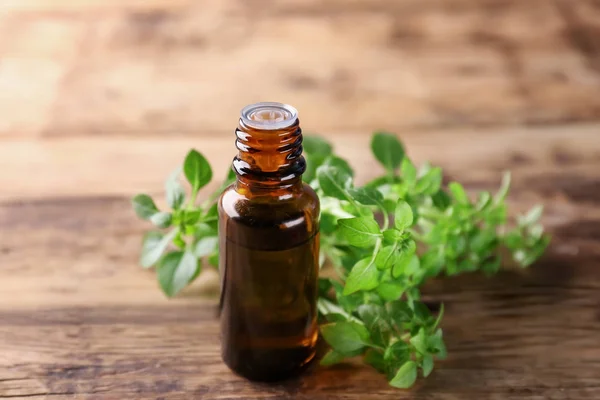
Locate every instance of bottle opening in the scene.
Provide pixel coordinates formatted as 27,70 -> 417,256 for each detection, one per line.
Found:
240,102 -> 298,130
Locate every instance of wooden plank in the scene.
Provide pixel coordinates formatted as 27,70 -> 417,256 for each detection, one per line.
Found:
0,14 -> 87,136
555,0 -> 600,72
0,123 -> 599,399
1,124 -> 598,202
0,192 -> 599,398
0,299 -> 598,398
1,208 -> 599,398
0,1 -> 599,398
1,198 -> 599,309
0,0 -> 190,12
0,0 -> 598,137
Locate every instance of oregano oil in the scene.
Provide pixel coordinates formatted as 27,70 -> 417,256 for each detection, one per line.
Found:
218,102 -> 320,381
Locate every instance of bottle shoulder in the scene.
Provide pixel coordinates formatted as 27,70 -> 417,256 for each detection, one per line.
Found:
218,182 -> 319,223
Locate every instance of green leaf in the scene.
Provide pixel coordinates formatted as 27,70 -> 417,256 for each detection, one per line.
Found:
404,254 -> 421,277
317,165 -> 352,200
318,277 -> 334,297
382,229 -> 404,244
375,244 -> 398,270
348,187 -> 383,206
208,252 -> 219,268
317,298 -> 360,323
204,203 -> 219,222
433,303 -> 445,330
410,327 -> 428,354
471,230 -> 497,253
365,175 -> 400,189
415,167 -> 442,195
420,251 -> 444,277
529,224 -> 544,240
165,168 -> 186,210
431,189 -> 451,210
139,232 -> 163,268
382,199 -> 397,214
324,155 -> 354,178
320,349 -> 345,366
517,235 -> 550,267
364,349 -> 387,373
150,212 -> 172,228
394,200 -> 414,230
389,360 -> 417,389
428,329 -> 447,359
195,236 -> 218,257
338,216 -> 381,248
183,149 -> 212,194
421,354 -> 434,377
182,210 -> 201,225
401,157 -> 417,186
332,281 -> 363,313
376,281 -> 405,301
132,194 -> 159,220
384,341 -> 410,362
392,247 -> 418,279
412,302 -> 432,325
172,231 -> 186,249
387,300 -> 413,324
140,229 -> 178,268
494,171 -> 511,204
448,182 -> 469,204
357,304 -> 386,330
189,256 -> 203,283
157,250 -> 199,297
486,203 -> 507,225
371,132 -> 405,171
344,257 -> 380,295
476,191 -> 491,211
482,256 -> 502,274
325,313 -> 349,323
320,213 -> 338,234
357,304 -> 390,347
400,238 -> 417,257
303,135 -> 332,156
320,321 -> 370,354
304,153 -> 326,184
520,205 -> 543,226
504,229 -> 523,250
447,236 -> 466,258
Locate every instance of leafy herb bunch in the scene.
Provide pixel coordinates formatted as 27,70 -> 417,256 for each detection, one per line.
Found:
132,132 -> 549,388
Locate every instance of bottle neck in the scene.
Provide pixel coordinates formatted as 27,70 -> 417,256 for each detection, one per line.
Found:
232,113 -> 306,193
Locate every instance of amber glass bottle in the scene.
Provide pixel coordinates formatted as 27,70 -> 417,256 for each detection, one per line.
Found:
218,102 -> 320,381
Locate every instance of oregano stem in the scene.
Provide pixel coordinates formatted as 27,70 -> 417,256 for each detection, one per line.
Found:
344,192 -> 362,214
188,190 -> 198,210
377,201 -> 390,230
370,238 -> 382,265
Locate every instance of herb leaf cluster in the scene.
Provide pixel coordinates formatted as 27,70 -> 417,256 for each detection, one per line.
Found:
132,132 -> 549,388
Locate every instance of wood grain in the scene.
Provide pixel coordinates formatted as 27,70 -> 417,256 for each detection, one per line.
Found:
1,0 -> 599,137
1,0 -> 600,399
2,123 -> 600,399
2,123 -> 599,202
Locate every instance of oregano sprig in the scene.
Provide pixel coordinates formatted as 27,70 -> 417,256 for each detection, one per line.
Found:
132,132 -> 549,388
132,149 -> 234,295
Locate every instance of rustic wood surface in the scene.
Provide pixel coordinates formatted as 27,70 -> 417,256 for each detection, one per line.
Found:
1,0 -> 600,399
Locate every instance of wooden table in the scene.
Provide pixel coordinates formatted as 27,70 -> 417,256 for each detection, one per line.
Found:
1,1 -> 599,399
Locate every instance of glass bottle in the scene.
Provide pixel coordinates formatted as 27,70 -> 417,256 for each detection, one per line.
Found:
218,102 -> 320,381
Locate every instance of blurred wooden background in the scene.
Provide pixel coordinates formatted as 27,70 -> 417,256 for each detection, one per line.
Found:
2,0 -> 600,138
1,0 -> 600,399
1,0 -> 600,200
